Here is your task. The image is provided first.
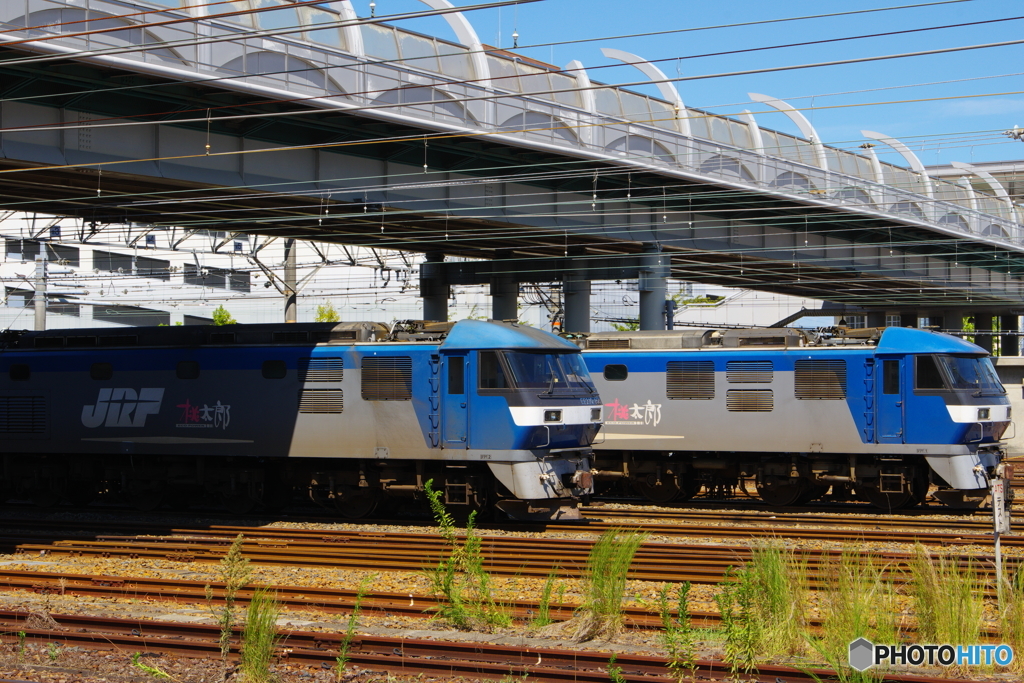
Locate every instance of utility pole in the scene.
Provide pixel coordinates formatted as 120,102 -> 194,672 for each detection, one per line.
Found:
34,241 -> 47,331
284,238 -> 297,323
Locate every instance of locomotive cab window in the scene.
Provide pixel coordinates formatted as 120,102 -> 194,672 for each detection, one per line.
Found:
9,364 -> 29,381
937,355 -> 1004,394
915,355 -> 945,390
90,363 -> 113,381
604,364 -> 628,381
882,360 -> 900,394
176,361 -> 200,380
504,352 -> 593,393
478,351 -> 509,391
448,358 -> 465,394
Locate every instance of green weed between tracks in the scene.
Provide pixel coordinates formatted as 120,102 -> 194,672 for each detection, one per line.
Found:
240,588 -> 282,683
571,528 -> 648,642
205,533 -> 253,659
423,478 -> 510,630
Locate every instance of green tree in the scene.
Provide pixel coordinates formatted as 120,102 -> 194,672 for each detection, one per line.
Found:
315,302 -> 340,322
212,305 -> 237,325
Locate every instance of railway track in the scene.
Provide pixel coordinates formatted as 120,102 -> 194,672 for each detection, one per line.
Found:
0,610 -> 985,683
0,507 -> 1019,553
0,568 -> 1005,642
6,526 -> 1017,588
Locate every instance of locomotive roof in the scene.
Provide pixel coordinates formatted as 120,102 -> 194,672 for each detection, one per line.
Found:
875,326 -> 987,355
440,319 -> 579,352
1,319 -> 579,352
583,325 -> 990,355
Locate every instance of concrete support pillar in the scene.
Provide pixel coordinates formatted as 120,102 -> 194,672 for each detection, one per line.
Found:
34,248 -> 46,332
866,311 -> 886,328
284,238 -> 297,323
899,312 -> 918,328
562,270 -> 591,333
490,273 -> 519,321
1001,315 -> 1020,356
974,313 -> 993,354
639,243 -> 669,331
420,252 -> 449,322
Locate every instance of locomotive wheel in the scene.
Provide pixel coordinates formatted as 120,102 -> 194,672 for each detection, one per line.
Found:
32,489 -> 61,508
795,483 -> 830,506
756,478 -> 809,507
65,482 -> 96,507
223,493 -> 257,516
333,486 -> 380,519
126,482 -> 165,512
634,474 -> 692,504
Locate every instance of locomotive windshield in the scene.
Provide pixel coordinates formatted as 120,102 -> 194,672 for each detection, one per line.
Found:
917,354 -> 1005,395
937,355 -> 1005,395
503,351 -> 595,394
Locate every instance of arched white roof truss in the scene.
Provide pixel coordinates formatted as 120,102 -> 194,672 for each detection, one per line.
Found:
860,130 -> 935,202
325,1 -> 365,58
951,161 -> 1019,224
409,0 -> 490,88
600,48 -> 689,137
749,93 -> 827,170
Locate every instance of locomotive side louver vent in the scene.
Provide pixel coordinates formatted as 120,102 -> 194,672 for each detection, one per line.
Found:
666,361 -> 715,399
65,336 -> 97,347
299,357 -> 343,382
794,360 -> 847,399
299,389 -> 343,413
361,356 -> 413,400
726,360 -> 773,383
33,337 -> 64,348
273,331 -> 309,344
0,396 -> 46,432
99,336 -> 138,346
726,389 -> 773,412
588,339 -> 631,349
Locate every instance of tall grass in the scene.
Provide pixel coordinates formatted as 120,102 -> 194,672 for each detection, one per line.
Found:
658,581 -> 696,681
205,533 -> 252,659
714,542 -> 807,674
824,551 -> 900,646
909,544 -> 983,646
240,588 -> 281,683
807,550 -> 901,683
909,544 -> 984,677
336,574 -> 374,679
1001,568 -> 1024,674
530,567 -> 562,629
422,479 -> 510,630
571,528 -> 647,642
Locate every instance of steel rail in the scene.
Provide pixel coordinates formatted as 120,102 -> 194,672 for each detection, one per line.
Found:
0,569 -> 1006,642
0,610 -> 977,683
12,531 -> 1017,587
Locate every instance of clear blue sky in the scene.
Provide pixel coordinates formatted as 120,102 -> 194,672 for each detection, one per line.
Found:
380,0 -> 1024,167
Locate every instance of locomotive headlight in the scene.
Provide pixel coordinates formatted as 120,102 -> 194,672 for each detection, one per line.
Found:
591,408 -> 602,421
978,408 -> 990,420
544,410 -> 562,423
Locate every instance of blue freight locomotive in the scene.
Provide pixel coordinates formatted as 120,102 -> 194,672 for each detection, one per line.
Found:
581,326 -> 1010,509
0,319 -> 600,520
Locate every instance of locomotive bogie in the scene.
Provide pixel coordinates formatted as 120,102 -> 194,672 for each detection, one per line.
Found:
583,326 -> 1011,509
